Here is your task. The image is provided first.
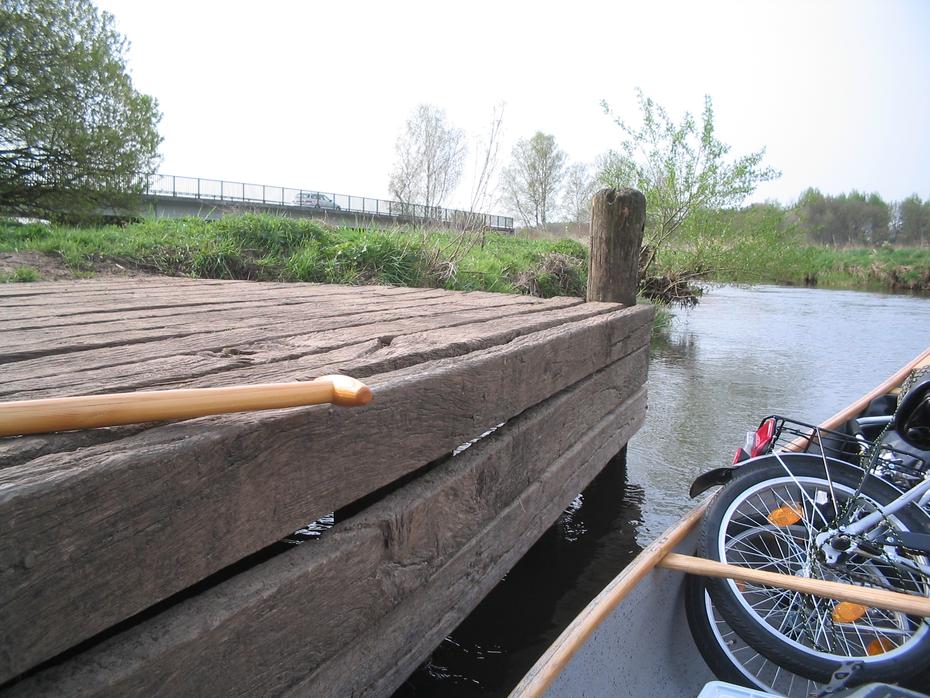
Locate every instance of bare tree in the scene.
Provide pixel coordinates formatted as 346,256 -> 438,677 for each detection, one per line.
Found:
502,132 -> 566,227
389,105 -> 465,214
466,103 -> 505,217
561,162 -> 598,224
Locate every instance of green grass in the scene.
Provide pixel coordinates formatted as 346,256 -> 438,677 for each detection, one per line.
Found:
0,216 -> 590,297
657,242 -> 930,291
4,214 -> 926,304
0,265 -> 40,282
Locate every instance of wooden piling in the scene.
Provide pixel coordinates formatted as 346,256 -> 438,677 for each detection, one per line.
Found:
587,188 -> 646,306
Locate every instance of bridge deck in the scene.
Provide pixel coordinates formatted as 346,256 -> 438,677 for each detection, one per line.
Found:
0,278 -> 651,695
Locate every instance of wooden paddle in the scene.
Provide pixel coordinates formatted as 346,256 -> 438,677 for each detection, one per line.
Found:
0,375 -> 372,437
659,553 -> 930,617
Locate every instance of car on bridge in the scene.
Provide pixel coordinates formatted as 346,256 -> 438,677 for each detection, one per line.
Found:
296,192 -> 341,210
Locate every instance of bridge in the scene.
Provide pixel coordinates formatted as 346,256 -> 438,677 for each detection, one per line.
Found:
143,174 -> 514,232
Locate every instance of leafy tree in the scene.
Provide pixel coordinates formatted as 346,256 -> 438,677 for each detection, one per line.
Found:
896,194 -> 929,246
599,90 -> 780,276
794,189 -> 892,246
389,104 -> 465,214
0,0 -> 162,219
502,132 -> 566,227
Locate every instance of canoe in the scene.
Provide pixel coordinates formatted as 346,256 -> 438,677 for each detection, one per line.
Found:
511,347 -> 930,698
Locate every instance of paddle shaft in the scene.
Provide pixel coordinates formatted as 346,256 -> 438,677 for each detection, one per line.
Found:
0,375 -> 371,437
659,552 -> 930,617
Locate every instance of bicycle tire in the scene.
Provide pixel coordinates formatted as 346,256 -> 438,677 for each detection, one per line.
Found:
685,569 -> 827,697
699,454 -> 930,684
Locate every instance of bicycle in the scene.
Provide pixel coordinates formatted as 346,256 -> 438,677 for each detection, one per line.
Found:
693,369 -> 930,688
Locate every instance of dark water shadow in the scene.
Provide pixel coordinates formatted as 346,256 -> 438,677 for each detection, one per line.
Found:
394,448 -> 645,697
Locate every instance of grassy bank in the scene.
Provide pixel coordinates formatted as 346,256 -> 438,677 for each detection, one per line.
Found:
659,243 -> 930,292
3,215 -> 927,297
0,215 -> 588,297
653,205 -> 930,293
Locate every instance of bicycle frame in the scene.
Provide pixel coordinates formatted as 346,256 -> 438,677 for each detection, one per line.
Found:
768,448 -> 930,579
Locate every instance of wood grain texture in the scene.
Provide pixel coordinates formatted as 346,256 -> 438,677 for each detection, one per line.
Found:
587,188 -> 646,306
0,297 -> 586,400
0,292 -> 576,381
0,276 -> 653,683
0,289 -> 545,362
5,357 -> 647,697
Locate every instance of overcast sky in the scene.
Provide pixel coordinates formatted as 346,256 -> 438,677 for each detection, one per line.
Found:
96,0 -> 930,214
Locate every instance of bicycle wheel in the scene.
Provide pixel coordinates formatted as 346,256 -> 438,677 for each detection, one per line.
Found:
699,454 -> 930,684
685,570 -> 827,697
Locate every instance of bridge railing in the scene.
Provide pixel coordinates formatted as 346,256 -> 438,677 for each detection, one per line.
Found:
145,174 -> 514,232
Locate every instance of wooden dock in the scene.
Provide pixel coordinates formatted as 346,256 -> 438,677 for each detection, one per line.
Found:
0,190 -> 652,696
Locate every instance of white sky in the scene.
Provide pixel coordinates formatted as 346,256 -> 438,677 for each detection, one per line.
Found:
97,0 -> 930,214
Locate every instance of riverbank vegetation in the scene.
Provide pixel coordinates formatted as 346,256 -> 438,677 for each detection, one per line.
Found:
2,213 -> 928,297
650,194 -> 930,293
0,216 -> 589,298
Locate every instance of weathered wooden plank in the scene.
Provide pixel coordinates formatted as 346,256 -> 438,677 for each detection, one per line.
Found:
0,297 -> 584,396
0,291 -> 558,364
0,279 -> 250,303
0,279 -> 515,308
0,277 -> 323,298
2,297 -> 562,383
4,356 -> 647,697
0,289 -> 533,358
0,305 -> 652,683
304,394 -> 646,698
0,302 -> 613,468
0,300 -> 601,402
0,287 -> 512,360
0,284 -> 432,326
0,290 -> 440,343
0,277 -> 231,296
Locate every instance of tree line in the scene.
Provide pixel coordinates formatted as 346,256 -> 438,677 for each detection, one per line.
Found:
792,189 -> 930,247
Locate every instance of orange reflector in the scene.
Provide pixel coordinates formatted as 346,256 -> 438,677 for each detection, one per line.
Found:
832,601 -> 867,623
867,637 -> 896,655
767,504 -> 802,526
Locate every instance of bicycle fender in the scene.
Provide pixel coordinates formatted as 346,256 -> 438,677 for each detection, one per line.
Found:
689,467 -> 735,498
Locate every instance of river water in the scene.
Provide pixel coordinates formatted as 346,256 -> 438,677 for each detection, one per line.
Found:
395,284 -> 930,697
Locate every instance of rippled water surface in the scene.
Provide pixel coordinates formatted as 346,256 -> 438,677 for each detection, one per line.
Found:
395,284 -> 930,697
631,284 -> 930,540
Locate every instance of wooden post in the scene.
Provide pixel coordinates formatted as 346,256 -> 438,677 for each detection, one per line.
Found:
587,188 -> 646,306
